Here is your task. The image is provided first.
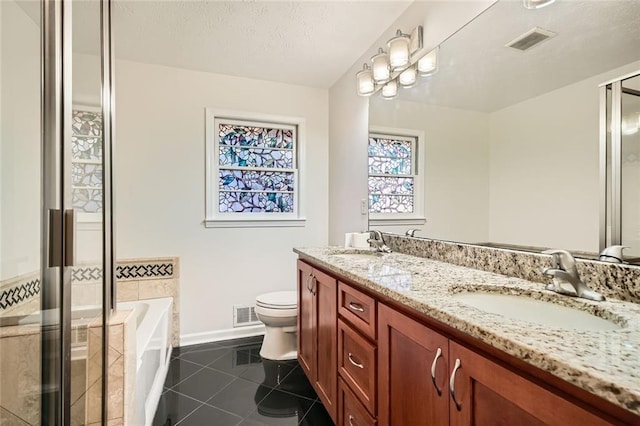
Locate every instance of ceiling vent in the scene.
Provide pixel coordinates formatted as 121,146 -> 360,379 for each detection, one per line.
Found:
506,27 -> 556,51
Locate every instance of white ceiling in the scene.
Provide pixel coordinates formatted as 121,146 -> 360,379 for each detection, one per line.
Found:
111,0 -> 413,88
393,0 -> 640,112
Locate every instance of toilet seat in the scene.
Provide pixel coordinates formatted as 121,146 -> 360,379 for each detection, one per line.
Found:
256,291 -> 297,310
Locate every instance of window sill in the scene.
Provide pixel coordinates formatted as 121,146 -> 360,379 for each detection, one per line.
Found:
368,217 -> 426,227
204,218 -> 307,228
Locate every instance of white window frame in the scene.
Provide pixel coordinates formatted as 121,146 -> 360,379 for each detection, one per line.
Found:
368,126 -> 426,226
204,108 -> 306,228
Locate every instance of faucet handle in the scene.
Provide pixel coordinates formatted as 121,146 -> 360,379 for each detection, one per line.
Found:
599,245 -> 628,263
541,249 -> 576,271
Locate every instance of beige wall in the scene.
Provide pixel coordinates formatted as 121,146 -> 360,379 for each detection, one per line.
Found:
114,59 -> 329,338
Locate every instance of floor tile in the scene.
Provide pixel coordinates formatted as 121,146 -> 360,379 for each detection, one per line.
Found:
205,377 -> 265,418
274,366 -> 317,400
214,335 -> 265,348
299,401 -> 333,426
163,358 -> 203,389
170,367 -> 235,403
177,404 -> 242,426
152,390 -> 201,426
244,389 -> 315,425
178,346 -> 230,367
206,348 -> 262,376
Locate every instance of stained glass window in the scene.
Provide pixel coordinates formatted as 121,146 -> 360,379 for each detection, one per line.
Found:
215,119 -> 297,214
71,109 -> 103,213
368,134 -> 417,214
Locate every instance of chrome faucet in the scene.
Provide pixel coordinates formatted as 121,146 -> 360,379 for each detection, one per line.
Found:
599,245 -> 627,263
541,249 -> 605,301
405,229 -> 420,237
368,230 -> 392,253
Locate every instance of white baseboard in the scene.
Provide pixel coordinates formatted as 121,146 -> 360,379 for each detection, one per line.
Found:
179,324 -> 266,347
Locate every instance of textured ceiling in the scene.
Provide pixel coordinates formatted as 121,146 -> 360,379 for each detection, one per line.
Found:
110,0 -> 413,88
392,0 -> 640,112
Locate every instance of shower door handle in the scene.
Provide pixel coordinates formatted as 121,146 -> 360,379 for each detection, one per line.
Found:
64,209 -> 76,267
48,209 -> 63,267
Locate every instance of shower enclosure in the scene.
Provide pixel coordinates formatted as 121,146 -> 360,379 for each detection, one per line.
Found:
600,71 -> 640,262
0,0 -> 115,424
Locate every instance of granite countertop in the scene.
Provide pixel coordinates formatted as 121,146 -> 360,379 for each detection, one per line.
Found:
294,246 -> 640,416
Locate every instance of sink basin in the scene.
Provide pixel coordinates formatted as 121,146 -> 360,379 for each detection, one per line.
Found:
328,249 -> 382,261
452,293 -> 621,331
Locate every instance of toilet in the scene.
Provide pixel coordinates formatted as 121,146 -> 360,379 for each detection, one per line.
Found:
255,291 -> 298,360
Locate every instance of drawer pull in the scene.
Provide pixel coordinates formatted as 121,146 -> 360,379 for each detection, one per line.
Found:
449,358 -> 462,411
348,353 -> 364,369
348,414 -> 355,426
348,302 -> 365,312
430,347 -> 443,396
306,273 -> 313,292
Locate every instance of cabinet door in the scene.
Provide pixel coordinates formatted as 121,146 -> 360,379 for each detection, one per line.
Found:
297,260 -> 315,379
378,304 -> 449,426
314,267 -> 338,422
448,342 -> 611,426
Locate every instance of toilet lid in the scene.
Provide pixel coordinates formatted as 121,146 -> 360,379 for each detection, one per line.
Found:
256,291 -> 297,309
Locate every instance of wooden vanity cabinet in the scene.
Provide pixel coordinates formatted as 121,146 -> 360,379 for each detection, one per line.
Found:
297,260 -> 338,423
378,303 -> 450,426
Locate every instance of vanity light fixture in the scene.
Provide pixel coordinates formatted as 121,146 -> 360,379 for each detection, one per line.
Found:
381,80 -> 398,99
372,48 -> 391,83
418,47 -> 439,76
388,29 -> 411,69
399,66 -> 417,87
356,63 -> 375,96
355,25 -> 425,98
523,0 -> 556,9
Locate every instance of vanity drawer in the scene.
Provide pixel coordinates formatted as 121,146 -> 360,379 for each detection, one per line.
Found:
339,378 -> 377,426
338,319 -> 376,415
339,282 -> 376,339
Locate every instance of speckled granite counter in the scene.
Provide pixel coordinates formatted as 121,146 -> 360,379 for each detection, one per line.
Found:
294,247 -> 640,416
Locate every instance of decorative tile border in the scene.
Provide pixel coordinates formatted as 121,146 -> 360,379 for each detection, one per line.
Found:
72,266 -> 103,283
116,262 -> 174,281
0,273 -> 41,312
384,234 -> 640,304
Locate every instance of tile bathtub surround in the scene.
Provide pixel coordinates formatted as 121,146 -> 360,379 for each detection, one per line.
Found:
294,247 -> 640,416
0,271 -> 41,316
154,336 -> 333,426
85,309 -> 136,425
115,257 -> 181,347
384,234 -> 640,304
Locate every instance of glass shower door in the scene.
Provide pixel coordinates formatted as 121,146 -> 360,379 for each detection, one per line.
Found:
620,74 -> 640,260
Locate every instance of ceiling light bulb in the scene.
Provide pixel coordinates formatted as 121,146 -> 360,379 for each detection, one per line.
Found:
381,80 -> 398,100
371,48 -> 390,83
523,0 -> 556,9
356,63 -> 374,96
418,47 -> 439,76
388,29 -> 411,69
399,67 -> 417,87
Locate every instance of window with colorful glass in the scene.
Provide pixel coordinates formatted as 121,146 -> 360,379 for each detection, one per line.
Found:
71,108 -> 103,214
215,118 -> 297,214
368,133 -> 417,214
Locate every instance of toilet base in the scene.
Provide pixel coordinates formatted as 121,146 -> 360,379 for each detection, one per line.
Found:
260,325 -> 297,361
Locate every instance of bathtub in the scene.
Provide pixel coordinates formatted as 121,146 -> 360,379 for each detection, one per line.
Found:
118,297 -> 173,426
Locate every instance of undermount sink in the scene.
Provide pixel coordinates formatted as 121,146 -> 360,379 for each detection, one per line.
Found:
452,292 -> 622,331
327,249 -> 383,261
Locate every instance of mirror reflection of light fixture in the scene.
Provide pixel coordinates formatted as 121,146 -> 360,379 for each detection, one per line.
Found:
621,114 -> 640,136
381,80 -> 398,99
399,67 -> 417,87
388,29 -> 411,69
356,63 -> 375,96
372,48 -> 390,83
523,0 -> 556,9
418,47 -> 439,76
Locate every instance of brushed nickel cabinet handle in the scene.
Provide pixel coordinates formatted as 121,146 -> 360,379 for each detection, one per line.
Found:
348,353 -> 364,369
306,273 -> 313,292
348,414 -> 355,426
449,358 -> 462,411
430,347 -> 443,396
348,302 -> 365,312
311,276 -> 317,296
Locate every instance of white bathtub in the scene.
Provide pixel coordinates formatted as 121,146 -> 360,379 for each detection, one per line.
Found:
118,297 -> 173,426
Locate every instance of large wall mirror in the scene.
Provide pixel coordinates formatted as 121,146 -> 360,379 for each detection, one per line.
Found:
368,0 -> 640,263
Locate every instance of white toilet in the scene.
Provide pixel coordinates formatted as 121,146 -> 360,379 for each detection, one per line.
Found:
255,291 -> 298,360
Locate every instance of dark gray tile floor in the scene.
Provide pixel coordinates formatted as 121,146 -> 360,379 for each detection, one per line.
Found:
153,336 -> 334,426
